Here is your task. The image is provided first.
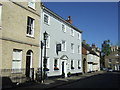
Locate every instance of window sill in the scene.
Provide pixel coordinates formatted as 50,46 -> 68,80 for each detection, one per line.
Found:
46,47 -> 50,49
44,22 -> 50,26
62,50 -> 66,52
26,35 -> 35,39
54,67 -> 59,71
11,71 -> 22,74
62,31 -> 66,33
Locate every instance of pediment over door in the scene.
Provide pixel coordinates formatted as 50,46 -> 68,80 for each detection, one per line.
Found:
60,55 -> 69,60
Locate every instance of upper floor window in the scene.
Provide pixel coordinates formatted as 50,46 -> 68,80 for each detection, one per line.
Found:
62,40 -> 66,51
0,4 -> 2,29
46,35 -> 50,48
71,43 -> 74,53
78,45 -> 80,54
28,0 -> 35,9
27,17 -> 34,37
44,14 -> 50,25
108,59 -> 112,63
70,29 -> 74,36
62,24 -> 66,32
78,32 -> 80,39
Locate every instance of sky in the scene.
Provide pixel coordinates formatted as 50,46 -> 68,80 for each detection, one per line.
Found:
43,2 -> 118,49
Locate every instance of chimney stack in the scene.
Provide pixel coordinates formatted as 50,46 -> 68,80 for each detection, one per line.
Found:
92,44 -> 96,48
66,16 -> 72,24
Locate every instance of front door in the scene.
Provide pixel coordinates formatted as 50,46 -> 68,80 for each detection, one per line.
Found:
26,50 -> 32,78
62,62 -> 65,76
26,55 -> 31,77
83,58 -> 86,73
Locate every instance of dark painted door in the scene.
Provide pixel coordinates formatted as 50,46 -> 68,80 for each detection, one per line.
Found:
83,58 -> 86,73
62,62 -> 64,75
26,56 -> 30,77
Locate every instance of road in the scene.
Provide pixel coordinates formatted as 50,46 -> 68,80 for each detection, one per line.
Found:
54,72 -> 120,88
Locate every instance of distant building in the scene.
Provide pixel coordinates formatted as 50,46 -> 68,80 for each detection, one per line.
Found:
82,41 -> 100,73
105,46 -> 120,71
40,4 -> 82,77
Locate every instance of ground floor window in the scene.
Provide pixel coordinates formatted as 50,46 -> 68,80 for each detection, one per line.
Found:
71,60 -> 74,69
54,59 -> 59,70
12,49 -> 22,73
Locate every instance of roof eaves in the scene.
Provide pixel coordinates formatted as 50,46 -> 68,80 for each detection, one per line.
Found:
42,5 -> 83,33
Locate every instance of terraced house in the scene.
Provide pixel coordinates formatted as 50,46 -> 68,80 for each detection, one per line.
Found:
0,0 -> 41,83
82,41 -> 100,73
40,4 -> 83,78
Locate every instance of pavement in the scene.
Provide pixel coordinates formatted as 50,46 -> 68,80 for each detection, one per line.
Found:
3,71 -> 106,89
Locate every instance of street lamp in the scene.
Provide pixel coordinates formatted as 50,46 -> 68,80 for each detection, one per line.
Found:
43,31 -> 48,82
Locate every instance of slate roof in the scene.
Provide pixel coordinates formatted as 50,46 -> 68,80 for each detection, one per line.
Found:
82,43 -> 99,57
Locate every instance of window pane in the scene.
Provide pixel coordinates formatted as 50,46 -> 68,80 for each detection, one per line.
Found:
62,40 -> 66,51
44,14 -> 49,24
28,0 -> 35,9
12,61 -> 21,69
12,50 -> 22,69
27,17 -> 34,36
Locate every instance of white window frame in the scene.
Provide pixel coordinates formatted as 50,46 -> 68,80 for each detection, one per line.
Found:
78,45 -> 80,54
71,43 -> 74,53
44,13 -> 50,25
70,29 -> 74,36
71,60 -> 74,69
78,60 -> 81,69
78,32 -> 80,40
62,24 -> 66,32
46,35 -> 50,48
0,4 -> 2,29
27,17 -> 35,37
62,40 -> 66,51
108,59 -> 112,63
26,50 -> 33,68
28,0 -> 35,9
12,49 -> 22,73
54,58 -> 59,70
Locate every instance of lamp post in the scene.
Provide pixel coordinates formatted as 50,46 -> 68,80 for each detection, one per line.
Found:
43,31 -> 48,82
40,41 -> 43,83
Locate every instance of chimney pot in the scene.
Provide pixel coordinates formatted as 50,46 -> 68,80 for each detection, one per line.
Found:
66,16 -> 72,24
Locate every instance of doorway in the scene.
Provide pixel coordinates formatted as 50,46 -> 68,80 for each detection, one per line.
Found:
83,58 -> 86,73
26,50 -> 33,78
62,62 -> 65,75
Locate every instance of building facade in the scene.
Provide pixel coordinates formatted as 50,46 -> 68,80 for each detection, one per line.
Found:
105,46 -> 120,71
40,4 -> 82,77
82,41 -> 100,73
0,0 -> 41,82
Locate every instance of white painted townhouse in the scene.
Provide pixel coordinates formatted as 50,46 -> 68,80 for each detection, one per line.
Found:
39,4 -> 82,78
87,45 -> 100,72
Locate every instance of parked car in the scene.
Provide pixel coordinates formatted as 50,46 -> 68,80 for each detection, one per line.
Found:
102,68 -> 108,71
107,68 -> 113,72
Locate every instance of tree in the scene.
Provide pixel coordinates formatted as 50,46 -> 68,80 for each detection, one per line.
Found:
100,40 -> 112,67
101,40 -> 111,56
